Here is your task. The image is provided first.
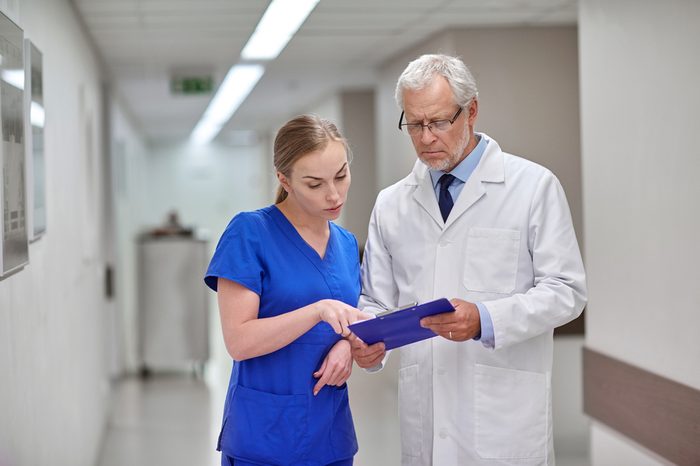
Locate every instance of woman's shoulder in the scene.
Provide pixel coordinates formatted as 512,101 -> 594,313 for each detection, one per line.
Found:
223,205 -> 277,237
330,222 -> 358,246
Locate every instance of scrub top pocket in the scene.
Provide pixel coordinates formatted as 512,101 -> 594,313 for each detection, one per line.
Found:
223,385 -> 308,464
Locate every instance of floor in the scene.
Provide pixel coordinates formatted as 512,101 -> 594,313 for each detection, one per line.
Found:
96,371 -> 223,466
95,359 -> 403,466
96,370 -> 589,466
96,333 -> 590,466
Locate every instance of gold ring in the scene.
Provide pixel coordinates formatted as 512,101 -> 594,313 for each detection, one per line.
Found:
449,331 -> 453,339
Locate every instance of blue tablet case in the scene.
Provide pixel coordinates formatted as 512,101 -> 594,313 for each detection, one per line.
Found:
349,298 -> 455,350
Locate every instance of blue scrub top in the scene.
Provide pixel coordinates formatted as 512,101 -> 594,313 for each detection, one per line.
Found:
205,205 -> 361,466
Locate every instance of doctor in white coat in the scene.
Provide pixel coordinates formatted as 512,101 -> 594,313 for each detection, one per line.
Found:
350,54 -> 587,465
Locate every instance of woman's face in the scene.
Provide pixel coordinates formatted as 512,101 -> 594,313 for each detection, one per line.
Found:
279,140 -> 351,221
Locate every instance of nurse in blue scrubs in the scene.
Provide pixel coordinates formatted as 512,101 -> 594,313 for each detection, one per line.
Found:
205,115 -> 370,466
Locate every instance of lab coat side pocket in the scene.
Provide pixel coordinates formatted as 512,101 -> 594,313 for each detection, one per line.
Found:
474,364 -> 547,460
222,385 -> 308,464
464,228 -> 520,294
398,364 -> 422,458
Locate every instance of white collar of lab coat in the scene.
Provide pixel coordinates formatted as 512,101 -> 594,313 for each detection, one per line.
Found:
407,133 -> 505,228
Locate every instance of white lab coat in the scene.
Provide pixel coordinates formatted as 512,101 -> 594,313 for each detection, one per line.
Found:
359,134 -> 587,466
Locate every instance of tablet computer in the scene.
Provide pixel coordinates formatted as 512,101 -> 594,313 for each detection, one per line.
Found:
349,298 -> 455,350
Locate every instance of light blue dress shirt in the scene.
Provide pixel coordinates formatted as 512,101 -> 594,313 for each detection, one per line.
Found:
428,134 -> 495,348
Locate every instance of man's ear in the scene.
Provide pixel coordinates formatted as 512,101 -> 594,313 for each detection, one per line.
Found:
467,99 -> 479,124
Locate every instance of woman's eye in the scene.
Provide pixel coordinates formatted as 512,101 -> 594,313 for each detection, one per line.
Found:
336,174 -> 347,180
309,184 -> 321,189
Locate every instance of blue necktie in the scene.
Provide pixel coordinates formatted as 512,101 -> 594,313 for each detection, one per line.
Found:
438,174 -> 455,222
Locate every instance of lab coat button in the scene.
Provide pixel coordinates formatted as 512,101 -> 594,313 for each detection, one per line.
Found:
439,241 -> 448,248
439,428 -> 448,439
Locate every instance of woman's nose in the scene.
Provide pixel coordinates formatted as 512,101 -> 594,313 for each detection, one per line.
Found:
327,184 -> 340,201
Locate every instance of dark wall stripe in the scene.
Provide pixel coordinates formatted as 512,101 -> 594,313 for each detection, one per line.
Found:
583,348 -> 700,466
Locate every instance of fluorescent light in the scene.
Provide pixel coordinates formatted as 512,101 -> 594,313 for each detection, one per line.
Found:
241,0 -> 320,60
190,64 -> 265,145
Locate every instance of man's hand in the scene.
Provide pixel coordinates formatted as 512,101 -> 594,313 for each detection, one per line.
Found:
419,298 -> 480,341
347,333 -> 386,369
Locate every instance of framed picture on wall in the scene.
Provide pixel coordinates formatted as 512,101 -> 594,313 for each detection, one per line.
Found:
24,39 -> 45,241
0,11 -> 27,278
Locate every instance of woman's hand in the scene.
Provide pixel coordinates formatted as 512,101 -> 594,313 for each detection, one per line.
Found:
312,339 -> 352,396
315,299 -> 371,336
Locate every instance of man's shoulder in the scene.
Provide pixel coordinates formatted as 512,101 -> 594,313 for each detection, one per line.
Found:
375,160 -> 426,203
375,173 -> 417,208
501,151 -> 555,180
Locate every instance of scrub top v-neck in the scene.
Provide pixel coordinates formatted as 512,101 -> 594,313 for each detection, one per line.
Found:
205,205 -> 360,466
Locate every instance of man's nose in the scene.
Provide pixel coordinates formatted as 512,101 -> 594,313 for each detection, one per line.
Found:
420,125 -> 437,144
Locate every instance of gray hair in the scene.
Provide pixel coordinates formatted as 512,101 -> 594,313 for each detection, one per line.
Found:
394,54 -> 478,109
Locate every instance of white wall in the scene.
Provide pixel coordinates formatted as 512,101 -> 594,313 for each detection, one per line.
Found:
0,1 -> 143,465
579,0 -> 700,463
109,97 -> 151,375
111,141 -> 268,373
339,90 -> 376,247
143,141 -> 267,246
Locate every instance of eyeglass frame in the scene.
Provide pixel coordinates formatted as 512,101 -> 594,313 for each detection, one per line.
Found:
398,106 -> 464,134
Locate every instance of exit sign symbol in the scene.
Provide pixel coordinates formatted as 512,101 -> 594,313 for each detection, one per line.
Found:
171,76 -> 213,95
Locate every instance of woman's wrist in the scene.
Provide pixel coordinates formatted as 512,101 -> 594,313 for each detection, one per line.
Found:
309,300 -> 323,324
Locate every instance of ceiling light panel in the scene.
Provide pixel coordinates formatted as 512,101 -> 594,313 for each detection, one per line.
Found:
241,0 -> 320,60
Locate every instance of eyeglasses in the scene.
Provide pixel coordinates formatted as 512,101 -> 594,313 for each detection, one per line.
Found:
398,107 -> 463,136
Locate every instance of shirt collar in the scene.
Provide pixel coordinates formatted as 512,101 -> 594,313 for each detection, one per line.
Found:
429,133 -> 488,188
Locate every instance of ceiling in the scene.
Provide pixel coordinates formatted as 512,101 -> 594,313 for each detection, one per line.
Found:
71,0 -> 577,145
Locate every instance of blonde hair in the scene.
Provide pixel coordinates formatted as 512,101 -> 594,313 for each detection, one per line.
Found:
274,114 -> 349,203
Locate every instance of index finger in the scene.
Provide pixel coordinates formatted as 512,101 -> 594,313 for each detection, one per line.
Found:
313,368 -> 332,396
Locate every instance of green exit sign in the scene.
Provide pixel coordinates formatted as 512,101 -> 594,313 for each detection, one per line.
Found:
171,76 -> 213,95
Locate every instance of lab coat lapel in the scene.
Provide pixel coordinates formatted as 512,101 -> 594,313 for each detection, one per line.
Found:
410,161 -> 444,228
445,137 -> 505,228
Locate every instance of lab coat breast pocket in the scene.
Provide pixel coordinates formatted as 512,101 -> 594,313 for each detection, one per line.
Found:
464,227 -> 520,294
223,385 -> 307,464
474,364 -> 547,460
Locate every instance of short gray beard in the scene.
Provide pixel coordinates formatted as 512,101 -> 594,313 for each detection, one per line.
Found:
418,131 -> 470,172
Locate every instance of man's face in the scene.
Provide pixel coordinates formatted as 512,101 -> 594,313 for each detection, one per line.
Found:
402,76 -> 477,172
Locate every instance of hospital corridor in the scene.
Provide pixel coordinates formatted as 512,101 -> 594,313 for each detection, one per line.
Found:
1,1 -> 699,465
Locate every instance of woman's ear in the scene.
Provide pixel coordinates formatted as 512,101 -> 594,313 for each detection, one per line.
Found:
277,172 -> 291,193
